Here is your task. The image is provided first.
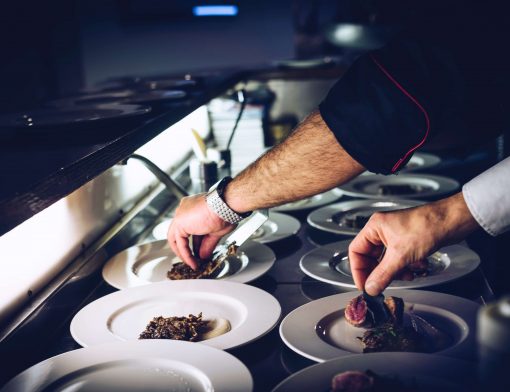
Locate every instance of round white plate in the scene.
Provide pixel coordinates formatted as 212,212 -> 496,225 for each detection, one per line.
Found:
272,189 -> 343,212
272,352 -> 475,392
279,289 -> 478,362
152,212 -> 300,244
307,199 -> 424,236
338,174 -> 459,200
360,153 -> 442,176
102,239 -> 275,289
152,219 -> 172,240
1,340 -> 252,392
300,240 -> 480,289
71,280 -> 281,350
402,152 -> 442,172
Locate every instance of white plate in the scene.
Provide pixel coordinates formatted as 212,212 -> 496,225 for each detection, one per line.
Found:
152,212 -> 300,244
102,239 -> 275,289
272,189 -> 343,212
71,280 -> 281,350
279,290 -> 478,362
1,340 -> 252,392
300,240 -> 480,289
235,212 -> 301,243
152,219 -> 172,240
360,153 -> 442,176
307,199 -> 424,236
338,174 -> 459,200
272,352 -> 475,392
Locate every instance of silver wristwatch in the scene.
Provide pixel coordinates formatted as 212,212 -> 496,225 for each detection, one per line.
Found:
206,177 -> 250,224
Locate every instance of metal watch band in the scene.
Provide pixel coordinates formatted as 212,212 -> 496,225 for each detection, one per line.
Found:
206,188 -> 246,224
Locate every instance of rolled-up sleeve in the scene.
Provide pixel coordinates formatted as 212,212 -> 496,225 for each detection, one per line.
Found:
319,2 -> 509,175
463,157 -> 510,236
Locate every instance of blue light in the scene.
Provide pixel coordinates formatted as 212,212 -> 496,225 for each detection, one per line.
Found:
192,5 -> 238,17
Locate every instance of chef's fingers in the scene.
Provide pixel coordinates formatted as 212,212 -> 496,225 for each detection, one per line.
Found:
192,235 -> 203,259
349,225 -> 385,257
176,234 -> 198,270
167,222 -> 179,258
349,225 -> 385,290
198,234 -> 223,260
348,252 -> 379,291
364,248 -> 406,296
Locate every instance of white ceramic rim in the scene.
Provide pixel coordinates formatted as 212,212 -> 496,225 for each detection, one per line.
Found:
299,240 -> 480,289
306,199 -> 425,236
1,340 -> 253,392
337,174 -> 459,200
279,289 -> 478,362
102,239 -> 276,289
71,280 -> 281,350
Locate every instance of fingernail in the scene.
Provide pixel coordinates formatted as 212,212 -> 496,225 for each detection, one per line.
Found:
365,280 -> 381,296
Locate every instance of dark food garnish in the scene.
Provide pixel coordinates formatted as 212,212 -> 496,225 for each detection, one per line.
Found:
377,184 -> 425,195
341,214 -> 370,229
167,261 -> 220,280
167,243 -> 238,280
359,324 -> 424,353
139,312 -> 209,341
407,259 -> 429,277
345,294 -> 438,354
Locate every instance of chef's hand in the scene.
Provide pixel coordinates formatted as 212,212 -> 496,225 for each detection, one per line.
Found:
348,192 -> 479,296
167,194 -> 235,270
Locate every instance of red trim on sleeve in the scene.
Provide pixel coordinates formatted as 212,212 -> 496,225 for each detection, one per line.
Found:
370,54 -> 430,173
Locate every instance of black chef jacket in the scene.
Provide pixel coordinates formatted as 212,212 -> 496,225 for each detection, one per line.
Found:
319,1 -> 510,174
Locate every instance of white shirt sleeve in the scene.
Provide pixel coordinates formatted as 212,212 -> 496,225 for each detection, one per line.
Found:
462,156 -> 510,236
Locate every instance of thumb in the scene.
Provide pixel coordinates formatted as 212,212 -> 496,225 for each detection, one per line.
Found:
364,248 -> 406,296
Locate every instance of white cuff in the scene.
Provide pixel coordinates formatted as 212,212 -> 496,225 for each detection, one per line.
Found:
462,157 -> 510,237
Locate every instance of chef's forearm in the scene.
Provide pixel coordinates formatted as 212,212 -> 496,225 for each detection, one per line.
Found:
223,109 -> 365,213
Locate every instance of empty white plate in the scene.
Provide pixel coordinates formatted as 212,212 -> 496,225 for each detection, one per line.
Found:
71,280 -> 281,350
307,199 -> 424,236
338,174 -> 459,200
102,239 -> 275,289
272,189 -> 342,212
152,212 -> 300,244
280,290 -> 478,362
1,340 -> 252,392
272,352 -> 475,392
300,240 -> 480,289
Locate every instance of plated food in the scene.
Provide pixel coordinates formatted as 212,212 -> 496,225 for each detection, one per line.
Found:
139,312 -> 231,342
307,199 -> 424,236
167,243 -> 238,280
71,280 -> 281,350
102,239 -> 275,289
300,240 -> 480,290
1,340 -> 253,392
344,294 -> 451,354
279,290 -> 478,362
337,174 -> 459,200
272,352 -> 476,392
272,189 -> 343,212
